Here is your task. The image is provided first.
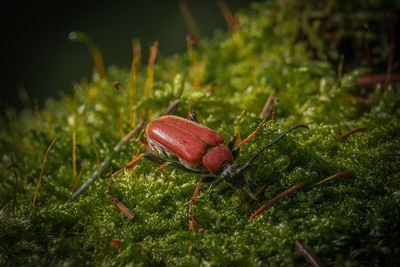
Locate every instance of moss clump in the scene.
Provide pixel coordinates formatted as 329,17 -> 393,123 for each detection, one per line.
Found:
1,1 -> 400,266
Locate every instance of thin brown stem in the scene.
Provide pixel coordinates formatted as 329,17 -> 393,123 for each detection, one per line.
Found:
130,39 -> 141,127
245,181 -> 273,205
33,137 -> 56,206
109,194 -> 135,220
340,127 -> 365,141
144,41 -> 159,98
357,73 -> 400,86
162,99 -> 180,116
295,241 -> 323,267
179,1 -> 202,42
91,136 -> 101,180
313,172 -> 355,187
363,23 -> 372,68
250,182 -> 306,220
72,131 -> 77,176
217,0 -> 240,32
87,40 -> 107,79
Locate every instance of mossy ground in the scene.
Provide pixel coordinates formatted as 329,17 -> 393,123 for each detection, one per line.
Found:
1,1 -> 400,266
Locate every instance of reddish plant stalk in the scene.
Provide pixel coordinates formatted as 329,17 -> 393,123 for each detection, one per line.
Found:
295,241 -> 323,267
340,127 -> 365,141
363,23 -> 372,69
179,2 -> 202,42
250,182 -> 306,220
357,73 -> 400,86
217,0 -> 240,32
246,181 -> 273,205
109,194 -> 135,220
90,136 -> 101,180
32,137 -> 56,206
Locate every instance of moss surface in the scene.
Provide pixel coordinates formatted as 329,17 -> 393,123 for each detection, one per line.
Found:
1,1 -> 400,266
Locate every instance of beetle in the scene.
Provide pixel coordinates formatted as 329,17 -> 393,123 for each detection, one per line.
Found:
126,114 -> 307,230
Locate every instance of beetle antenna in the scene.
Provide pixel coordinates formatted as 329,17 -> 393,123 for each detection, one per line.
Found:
238,125 -> 308,172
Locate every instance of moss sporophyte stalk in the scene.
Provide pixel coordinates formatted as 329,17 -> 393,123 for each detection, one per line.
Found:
1,1 -> 400,266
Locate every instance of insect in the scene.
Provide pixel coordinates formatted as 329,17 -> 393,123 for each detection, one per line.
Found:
127,114 -> 307,230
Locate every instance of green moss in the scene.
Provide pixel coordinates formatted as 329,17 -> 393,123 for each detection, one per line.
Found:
1,1 -> 400,266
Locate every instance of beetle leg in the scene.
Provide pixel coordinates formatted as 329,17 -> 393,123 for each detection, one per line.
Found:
189,113 -> 199,123
228,136 -> 236,150
128,153 -> 207,174
126,154 -> 146,168
231,146 -> 240,160
208,177 -> 225,200
237,119 -> 266,147
111,154 -> 146,178
188,176 -> 215,231
157,162 -> 172,180
140,139 -> 153,153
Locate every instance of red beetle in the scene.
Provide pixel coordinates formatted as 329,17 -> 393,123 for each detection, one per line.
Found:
127,114 -> 307,230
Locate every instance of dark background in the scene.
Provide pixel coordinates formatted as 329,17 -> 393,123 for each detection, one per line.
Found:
1,0 -> 257,110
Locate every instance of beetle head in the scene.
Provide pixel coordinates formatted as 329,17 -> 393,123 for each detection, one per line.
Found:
220,163 -> 245,188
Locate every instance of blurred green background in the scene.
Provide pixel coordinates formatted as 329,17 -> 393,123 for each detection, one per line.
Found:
1,0 -> 258,110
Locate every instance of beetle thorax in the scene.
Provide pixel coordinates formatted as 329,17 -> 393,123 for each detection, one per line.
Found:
202,144 -> 233,173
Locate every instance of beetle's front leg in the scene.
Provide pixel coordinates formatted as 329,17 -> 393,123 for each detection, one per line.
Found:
228,136 -> 236,150
228,136 -> 241,161
188,176 -> 215,231
229,119 -> 267,161
208,177 -> 225,200
231,146 -> 240,161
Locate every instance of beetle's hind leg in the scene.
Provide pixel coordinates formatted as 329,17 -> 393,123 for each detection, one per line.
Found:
126,153 -> 207,176
188,176 -> 215,231
142,153 -> 206,174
